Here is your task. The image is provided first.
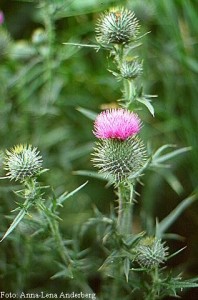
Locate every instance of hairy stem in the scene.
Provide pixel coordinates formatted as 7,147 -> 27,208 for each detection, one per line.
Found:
47,216 -> 73,267
123,79 -> 137,109
37,201 -> 73,271
145,267 -> 161,300
117,183 -> 133,235
42,0 -> 55,107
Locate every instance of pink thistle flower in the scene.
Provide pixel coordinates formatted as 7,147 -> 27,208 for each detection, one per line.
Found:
93,109 -> 141,140
0,11 -> 4,25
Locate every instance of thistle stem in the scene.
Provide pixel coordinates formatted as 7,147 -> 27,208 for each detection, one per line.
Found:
42,0 -> 55,107
117,183 -> 133,235
123,79 -> 136,107
145,267 -> 161,300
47,216 -> 73,267
36,201 -> 73,270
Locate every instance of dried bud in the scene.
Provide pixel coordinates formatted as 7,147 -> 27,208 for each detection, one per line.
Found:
4,144 -> 43,182
136,237 -> 169,269
96,8 -> 140,45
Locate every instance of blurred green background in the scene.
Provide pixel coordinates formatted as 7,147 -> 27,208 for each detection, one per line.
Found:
0,0 -> 198,299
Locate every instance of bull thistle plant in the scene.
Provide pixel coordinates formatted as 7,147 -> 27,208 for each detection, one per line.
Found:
0,4 -> 198,300
67,6 -> 197,299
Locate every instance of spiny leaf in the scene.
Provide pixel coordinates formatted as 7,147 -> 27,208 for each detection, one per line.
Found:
0,200 -> 32,242
57,181 -> 88,205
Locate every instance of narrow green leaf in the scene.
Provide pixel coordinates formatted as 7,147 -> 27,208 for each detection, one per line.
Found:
63,42 -> 100,51
73,170 -> 108,181
167,246 -> 187,260
156,194 -> 197,237
153,147 -> 191,164
152,144 -> 176,160
155,169 -> 184,195
76,107 -> 97,121
0,201 -> 32,242
57,181 -> 88,205
162,233 -> 185,241
99,251 -> 119,271
137,97 -> 155,116
124,257 -> 130,282
167,279 -> 198,289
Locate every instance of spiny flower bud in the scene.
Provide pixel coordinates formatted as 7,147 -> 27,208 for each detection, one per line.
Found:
92,109 -> 147,182
120,60 -> 143,80
96,7 -> 140,45
4,144 -> 43,182
136,237 -> 169,269
92,136 -> 147,182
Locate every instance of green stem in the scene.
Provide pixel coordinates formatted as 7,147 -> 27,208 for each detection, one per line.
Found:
145,267 -> 161,300
48,216 -> 73,267
114,44 -> 124,68
37,201 -> 73,270
117,183 -> 133,235
123,79 -> 136,107
43,0 -> 55,107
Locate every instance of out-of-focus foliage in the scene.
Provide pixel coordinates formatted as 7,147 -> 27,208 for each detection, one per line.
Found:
0,0 -> 197,298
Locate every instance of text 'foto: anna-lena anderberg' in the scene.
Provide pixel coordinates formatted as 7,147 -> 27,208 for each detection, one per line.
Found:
0,291 -> 97,299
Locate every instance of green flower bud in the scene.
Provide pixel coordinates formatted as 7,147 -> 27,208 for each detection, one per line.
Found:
136,237 -> 169,269
4,144 -> 43,182
92,136 -> 147,183
32,28 -> 47,45
120,60 -> 143,79
96,7 -> 140,45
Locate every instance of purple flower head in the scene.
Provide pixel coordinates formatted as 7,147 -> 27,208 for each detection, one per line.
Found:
0,11 -> 4,25
93,109 -> 141,140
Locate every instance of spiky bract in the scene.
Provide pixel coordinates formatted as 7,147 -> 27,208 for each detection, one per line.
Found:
92,136 -> 147,183
96,8 -> 140,45
136,237 -> 169,269
120,60 -> 143,79
4,144 -> 42,182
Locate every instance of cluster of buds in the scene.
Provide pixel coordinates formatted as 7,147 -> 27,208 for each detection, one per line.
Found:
4,144 -> 43,182
96,7 -> 143,82
92,109 -> 147,183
